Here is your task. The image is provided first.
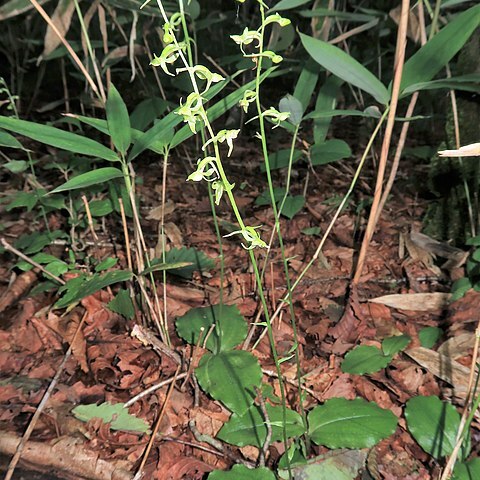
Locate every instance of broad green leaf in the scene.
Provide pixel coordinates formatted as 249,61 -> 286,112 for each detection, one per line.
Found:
453,458 -> 480,480
401,75 -> 480,96
50,167 -> 124,194
95,257 -> 118,272
217,403 -> 305,448
280,195 -> 305,219
0,129 -> 23,149
3,160 -> 28,173
293,60 -> 321,111
255,187 -> 286,206
271,0 -> 312,12
55,270 -> 133,309
196,350 -> 262,415
0,116 -> 119,161
209,465 -> 276,480
405,396 -> 469,460
72,402 -> 149,433
88,199 -> 114,217
279,94 -> 304,126
176,304 -> 247,353
139,260 -> 193,275
129,97 -> 169,131
299,9 -> 376,22
106,84 -> 131,155
308,398 -> 397,448
466,236 -> 480,247
0,0 -> 52,20
310,139 -> 351,165
382,334 -> 411,356
341,345 -> 392,375
163,247 -> 214,279
278,450 -> 367,480
401,4 -> 480,93
261,149 -> 303,171
451,277 -> 472,301
313,76 -> 342,144
419,327 -> 442,348
108,289 -> 135,320
14,230 -> 66,255
6,191 -> 38,212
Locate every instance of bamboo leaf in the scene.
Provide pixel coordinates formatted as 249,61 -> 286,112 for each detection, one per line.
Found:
50,167 -> 124,194
106,83 -> 131,155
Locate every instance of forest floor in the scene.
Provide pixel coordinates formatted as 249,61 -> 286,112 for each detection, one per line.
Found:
0,127 -> 478,480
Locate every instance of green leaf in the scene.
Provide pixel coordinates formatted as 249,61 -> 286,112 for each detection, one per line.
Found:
0,0 -> 52,20
163,247 -> 214,279
278,450 -> 367,480
453,458 -> 480,480
88,199 -> 113,217
419,327 -> 443,348
293,60 -> 321,112
0,129 -> 23,149
106,84 -> 131,155
6,191 -> 38,212
176,304 -> 247,353
140,259 -> 193,275
341,345 -> 392,375
196,350 -> 262,415
108,289 -> 135,320
300,33 -> 389,105
401,4 -> 480,93
302,227 -> 321,236
3,160 -> 28,173
313,76 -> 342,144
279,94 -> 304,126
261,149 -> 303,171
0,116 -> 119,162
217,403 -> 305,448
55,270 -> 133,309
280,195 -> 305,219
72,402 -> 149,433
14,230 -> 66,255
310,139 -> 351,165
401,75 -> 480,96
405,396 -> 469,460
451,277 -> 472,301
208,465 -> 276,480
271,0 -> 312,12
466,236 -> 480,246
381,334 -> 411,356
129,97 -> 169,131
255,187 -> 286,206
50,167 -> 124,194
308,398 -> 397,449
95,257 -> 118,272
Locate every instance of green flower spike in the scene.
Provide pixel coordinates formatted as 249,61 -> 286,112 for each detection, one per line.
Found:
177,92 -> 204,133
150,42 -> 186,76
263,14 -> 291,28
224,226 -> 268,250
176,65 -> 224,94
231,28 -> 262,50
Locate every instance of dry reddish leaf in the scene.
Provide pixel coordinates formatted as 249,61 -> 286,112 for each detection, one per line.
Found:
0,270 -> 37,313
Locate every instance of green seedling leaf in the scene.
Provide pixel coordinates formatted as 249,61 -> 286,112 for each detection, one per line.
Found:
382,334 -> 411,356
218,403 -> 305,448
313,75 -> 342,144
3,160 -> 28,173
255,187 -> 286,206
453,458 -> 480,480
280,195 -> 305,219
6,191 -> 38,212
163,247 -> 214,279
14,230 -> 66,255
0,115 -> 119,161
0,129 -> 23,149
106,84 -> 131,155
300,33 -> 389,105
278,449 -> 367,480
88,199 -> 113,217
108,289 -> 135,320
50,167 -> 124,194
279,94 -> 304,126
196,350 -> 262,415
466,236 -> 480,247
95,257 -> 118,272
176,304 -> 247,353
341,345 -> 392,374
405,395 -> 469,460
261,149 -> 303,171
208,465 -> 276,480
308,398 -> 397,449
310,139 -> 351,165
451,277 -> 472,301
72,402 -> 149,433
419,327 -> 442,348
400,4 -> 480,93
55,270 -> 133,309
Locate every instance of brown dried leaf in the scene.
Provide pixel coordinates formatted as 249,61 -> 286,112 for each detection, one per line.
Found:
42,0 -> 76,58
369,293 -> 450,312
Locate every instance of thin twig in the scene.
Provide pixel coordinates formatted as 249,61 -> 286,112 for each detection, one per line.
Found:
1,238 -> 65,285
5,312 -> 87,480
256,388 -> 272,467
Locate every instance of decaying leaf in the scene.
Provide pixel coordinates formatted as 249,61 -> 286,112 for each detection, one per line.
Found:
41,0 -> 76,58
439,142 -> 480,157
369,293 -> 450,312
